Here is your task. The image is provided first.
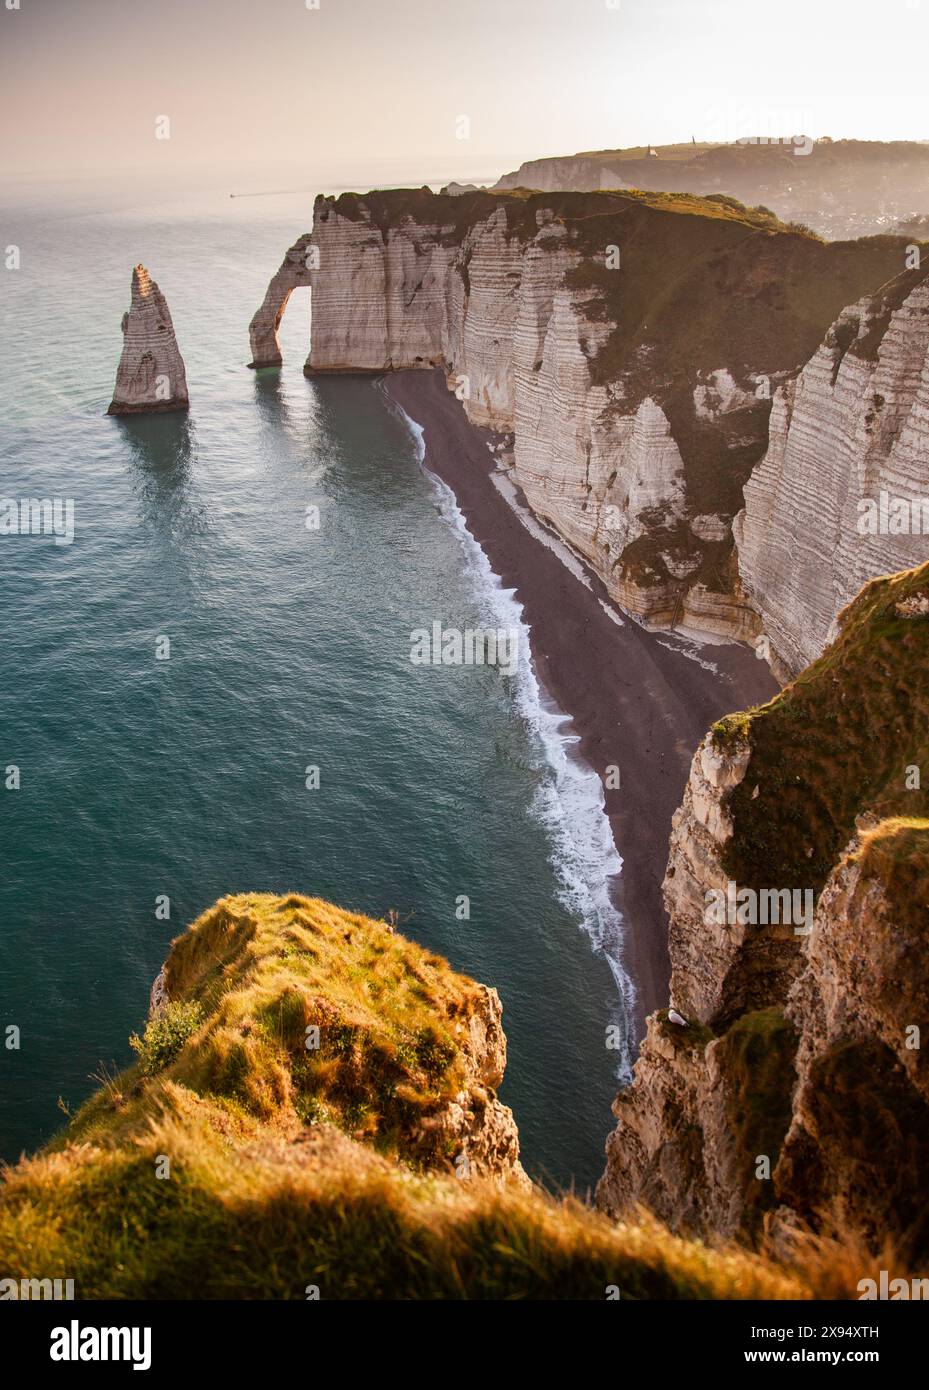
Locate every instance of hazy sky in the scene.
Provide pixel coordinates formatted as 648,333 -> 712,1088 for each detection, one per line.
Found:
3,0 -> 928,185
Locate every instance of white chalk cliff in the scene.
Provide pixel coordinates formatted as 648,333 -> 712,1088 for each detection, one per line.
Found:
108,265 -> 189,415
735,269 -> 929,676
297,197 -> 706,625
495,154 -> 628,194
252,189 -> 912,638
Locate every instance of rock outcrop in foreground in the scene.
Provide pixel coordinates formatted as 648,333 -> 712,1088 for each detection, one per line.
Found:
107,265 -> 189,415
258,186 -> 910,637
0,892 -> 807,1299
598,558 -> 929,1262
735,267 -> 929,677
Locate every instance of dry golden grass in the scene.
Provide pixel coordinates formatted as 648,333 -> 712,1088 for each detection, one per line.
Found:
1,1104 -> 806,1300
64,893 -> 491,1166
0,890 -> 908,1299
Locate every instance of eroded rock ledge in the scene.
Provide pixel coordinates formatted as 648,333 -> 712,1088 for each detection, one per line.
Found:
150,893 -> 526,1183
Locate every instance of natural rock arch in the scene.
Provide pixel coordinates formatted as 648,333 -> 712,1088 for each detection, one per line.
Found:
247,233 -> 314,369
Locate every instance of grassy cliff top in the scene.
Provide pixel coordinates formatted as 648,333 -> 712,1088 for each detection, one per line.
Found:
531,139 -> 929,200
575,137 -> 929,168
0,1105 -> 805,1300
712,561 -> 929,894
319,184 -> 797,238
0,891 -> 819,1300
854,817 -> 929,945
62,893 -> 499,1167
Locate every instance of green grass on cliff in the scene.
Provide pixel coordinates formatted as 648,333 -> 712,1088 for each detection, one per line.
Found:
0,892 -> 815,1300
691,566 -> 929,1266
779,1025 -> 929,1260
716,1009 -> 798,1236
566,219 -> 912,521
0,1111 -> 805,1300
853,817 -> 929,945
322,184 -> 788,243
712,561 -> 929,894
63,894 -> 490,1168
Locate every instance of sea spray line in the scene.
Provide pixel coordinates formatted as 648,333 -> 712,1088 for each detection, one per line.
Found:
598,598 -> 626,628
389,395 -> 635,1079
429,461 -> 636,1075
654,634 -> 724,676
490,470 -> 593,589
526,695 -> 636,1080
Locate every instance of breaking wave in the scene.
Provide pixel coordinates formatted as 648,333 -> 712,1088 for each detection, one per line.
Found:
393,401 -> 636,1079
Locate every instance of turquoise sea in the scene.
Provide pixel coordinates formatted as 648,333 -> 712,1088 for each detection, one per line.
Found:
0,169 -> 625,1190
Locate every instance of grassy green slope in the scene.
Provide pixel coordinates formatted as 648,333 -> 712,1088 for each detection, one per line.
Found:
713,560 -> 929,894
0,892 -> 810,1300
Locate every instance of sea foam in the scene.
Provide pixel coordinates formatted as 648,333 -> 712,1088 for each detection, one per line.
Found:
393,400 -> 636,1079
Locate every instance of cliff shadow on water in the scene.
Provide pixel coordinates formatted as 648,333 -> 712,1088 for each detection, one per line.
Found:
115,410 -> 196,496
251,365 -> 301,434
113,412 -> 213,551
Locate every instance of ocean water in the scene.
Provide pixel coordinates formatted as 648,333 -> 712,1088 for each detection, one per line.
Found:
0,172 -> 624,1190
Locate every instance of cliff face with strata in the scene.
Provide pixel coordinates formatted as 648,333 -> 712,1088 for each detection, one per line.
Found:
734,268 -> 929,677
255,187 -> 910,637
495,153 -> 625,194
597,559 -> 929,1260
108,265 -> 189,415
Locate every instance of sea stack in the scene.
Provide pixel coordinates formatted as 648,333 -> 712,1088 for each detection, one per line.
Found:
107,265 -> 189,415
